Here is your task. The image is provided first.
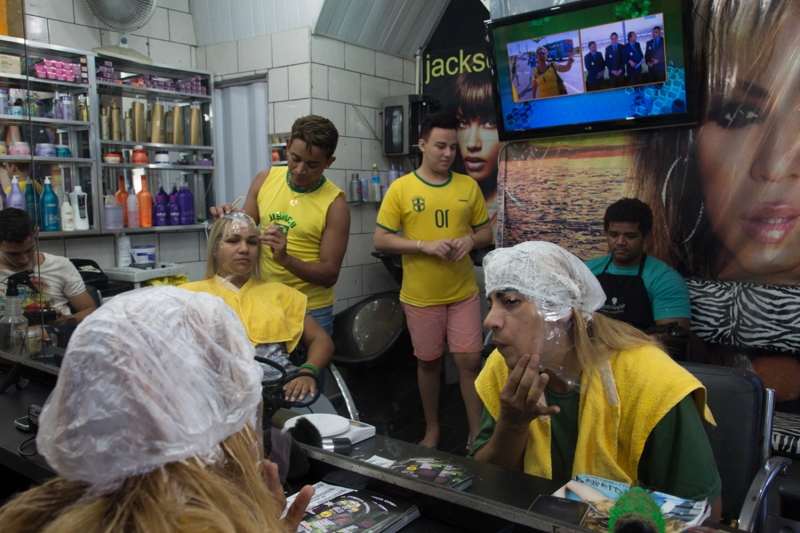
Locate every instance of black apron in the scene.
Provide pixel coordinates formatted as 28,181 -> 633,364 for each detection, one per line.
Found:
595,255 -> 655,330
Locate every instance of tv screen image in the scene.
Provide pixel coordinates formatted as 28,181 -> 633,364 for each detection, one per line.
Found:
486,0 -> 697,140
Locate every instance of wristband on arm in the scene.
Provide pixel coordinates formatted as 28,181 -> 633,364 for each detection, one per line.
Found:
299,363 -> 320,377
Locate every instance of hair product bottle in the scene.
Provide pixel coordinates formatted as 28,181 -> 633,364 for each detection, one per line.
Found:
6,176 -> 26,210
60,194 -> 75,231
126,187 -> 140,228
70,185 -> 90,230
137,175 -> 153,227
40,177 -> 60,231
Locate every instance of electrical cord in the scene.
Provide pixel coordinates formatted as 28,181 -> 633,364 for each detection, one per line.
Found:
18,435 -> 37,457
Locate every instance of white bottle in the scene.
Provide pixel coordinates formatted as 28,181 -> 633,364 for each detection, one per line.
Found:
60,195 -> 75,231
127,187 -> 140,228
117,233 -> 132,267
69,185 -> 90,230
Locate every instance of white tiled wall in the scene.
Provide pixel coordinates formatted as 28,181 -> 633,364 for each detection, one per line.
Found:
23,0 -> 198,70
198,28 -> 417,311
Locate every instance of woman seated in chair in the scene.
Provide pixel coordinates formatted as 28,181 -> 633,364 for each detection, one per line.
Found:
471,241 -> 722,520
182,213 -> 334,402
0,287 -> 313,532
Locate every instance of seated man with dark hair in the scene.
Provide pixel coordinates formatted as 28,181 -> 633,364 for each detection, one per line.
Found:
0,208 -> 96,346
585,198 -> 691,331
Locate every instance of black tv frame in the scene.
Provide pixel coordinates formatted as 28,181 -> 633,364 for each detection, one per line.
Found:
485,0 -> 699,141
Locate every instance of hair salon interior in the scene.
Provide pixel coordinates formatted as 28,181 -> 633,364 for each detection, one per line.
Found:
0,0 -> 799,530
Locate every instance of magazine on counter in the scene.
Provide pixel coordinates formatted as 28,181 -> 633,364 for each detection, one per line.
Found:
365,456 -> 474,490
553,474 -> 710,533
287,481 -> 420,533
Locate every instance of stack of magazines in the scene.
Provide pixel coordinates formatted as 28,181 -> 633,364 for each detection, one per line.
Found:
552,474 -> 711,533
288,481 -> 420,533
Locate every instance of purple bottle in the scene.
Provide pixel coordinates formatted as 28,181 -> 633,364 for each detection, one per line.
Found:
154,184 -> 168,226
177,177 -> 194,225
6,177 -> 26,211
167,185 -> 179,225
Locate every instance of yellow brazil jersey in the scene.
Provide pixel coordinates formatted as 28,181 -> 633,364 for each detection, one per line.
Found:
533,63 -> 561,98
376,171 -> 490,307
257,167 -> 344,310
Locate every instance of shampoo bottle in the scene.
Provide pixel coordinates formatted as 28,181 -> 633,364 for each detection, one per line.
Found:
70,185 -> 90,230
40,177 -> 60,231
137,175 -> 153,227
6,176 -> 25,210
115,175 -> 128,227
177,176 -> 194,225
60,194 -> 75,231
154,181 -> 168,227
116,233 -> 132,267
24,177 -> 37,220
126,187 -> 140,228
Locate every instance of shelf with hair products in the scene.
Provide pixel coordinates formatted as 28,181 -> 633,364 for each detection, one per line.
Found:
0,35 -> 100,237
93,55 -> 215,233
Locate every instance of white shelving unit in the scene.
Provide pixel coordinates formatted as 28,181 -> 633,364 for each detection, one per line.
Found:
0,35 -> 98,240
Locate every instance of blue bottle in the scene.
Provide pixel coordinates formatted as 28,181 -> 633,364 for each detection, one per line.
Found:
24,177 -> 37,221
6,176 -> 26,211
177,177 -> 194,225
40,177 -> 60,231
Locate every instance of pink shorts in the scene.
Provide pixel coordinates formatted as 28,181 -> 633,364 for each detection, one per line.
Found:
401,294 -> 484,361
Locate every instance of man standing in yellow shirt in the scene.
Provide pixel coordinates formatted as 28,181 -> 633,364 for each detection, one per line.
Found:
374,113 -> 493,449
211,115 -> 350,343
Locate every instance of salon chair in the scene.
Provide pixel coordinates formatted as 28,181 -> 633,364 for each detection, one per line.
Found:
680,362 -> 792,532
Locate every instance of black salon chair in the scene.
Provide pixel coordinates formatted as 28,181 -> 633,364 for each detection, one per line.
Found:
680,363 -> 792,531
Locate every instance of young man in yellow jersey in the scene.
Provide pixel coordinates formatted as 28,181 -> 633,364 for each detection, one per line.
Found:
210,115 -> 350,347
374,113 -> 494,449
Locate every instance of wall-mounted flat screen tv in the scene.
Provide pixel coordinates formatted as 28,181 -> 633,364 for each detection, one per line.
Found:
485,0 -> 698,141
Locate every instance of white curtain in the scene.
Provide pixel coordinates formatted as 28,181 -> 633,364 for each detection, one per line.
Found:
213,79 -> 269,207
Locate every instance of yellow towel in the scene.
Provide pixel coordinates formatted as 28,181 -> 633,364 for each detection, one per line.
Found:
182,276 -> 307,352
475,345 -> 714,483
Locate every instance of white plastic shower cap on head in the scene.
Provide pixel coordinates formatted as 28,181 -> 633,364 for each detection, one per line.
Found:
223,211 -> 259,236
37,286 -> 262,486
483,241 -> 606,318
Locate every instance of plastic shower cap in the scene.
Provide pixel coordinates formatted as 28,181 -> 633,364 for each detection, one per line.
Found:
483,241 -> 606,316
37,286 -> 263,485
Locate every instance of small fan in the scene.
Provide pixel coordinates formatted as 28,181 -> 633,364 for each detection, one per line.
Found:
85,0 -> 157,65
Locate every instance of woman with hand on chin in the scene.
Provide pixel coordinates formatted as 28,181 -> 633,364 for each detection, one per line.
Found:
471,242 -> 722,521
182,213 -> 333,403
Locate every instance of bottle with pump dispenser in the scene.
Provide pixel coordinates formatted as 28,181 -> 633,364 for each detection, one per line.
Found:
61,194 -> 75,231
137,175 -> 153,227
177,175 -> 194,225
70,185 -> 90,230
126,187 -> 140,228
167,189 -> 180,226
53,91 -> 64,120
154,181 -> 168,227
24,177 -> 37,221
0,281 -> 28,356
40,177 -> 60,231
6,176 -> 25,210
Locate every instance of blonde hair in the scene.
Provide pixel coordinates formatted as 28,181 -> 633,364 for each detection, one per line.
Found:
0,424 -> 290,533
572,310 -> 657,378
204,217 -> 260,281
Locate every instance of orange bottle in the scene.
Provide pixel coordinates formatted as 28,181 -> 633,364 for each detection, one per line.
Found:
137,175 -> 153,227
115,176 -> 128,227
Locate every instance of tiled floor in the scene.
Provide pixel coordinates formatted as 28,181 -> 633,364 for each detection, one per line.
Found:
330,332 -> 472,457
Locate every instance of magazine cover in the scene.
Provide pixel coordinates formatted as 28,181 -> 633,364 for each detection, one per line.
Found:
386,457 -> 474,490
553,474 -> 710,533
287,481 -> 420,533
